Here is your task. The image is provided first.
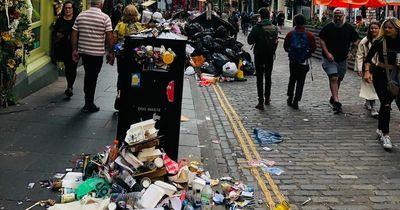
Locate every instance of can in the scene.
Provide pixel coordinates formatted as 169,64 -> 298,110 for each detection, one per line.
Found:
52,180 -> 62,189
61,193 -> 76,203
141,177 -> 151,188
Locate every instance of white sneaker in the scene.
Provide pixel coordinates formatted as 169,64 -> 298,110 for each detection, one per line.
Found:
381,135 -> 393,150
364,102 -> 372,111
371,108 -> 379,118
376,129 -> 383,140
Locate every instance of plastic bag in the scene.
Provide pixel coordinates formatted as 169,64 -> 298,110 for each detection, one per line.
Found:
253,128 -> 282,145
76,177 -> 111,200
222,62 -> 238,77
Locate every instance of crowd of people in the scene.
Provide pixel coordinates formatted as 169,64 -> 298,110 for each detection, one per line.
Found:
51,2 -> 399,151
248,7 -> 400,151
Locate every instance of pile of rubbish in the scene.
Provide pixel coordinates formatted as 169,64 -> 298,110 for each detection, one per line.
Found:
183,14 -> 255,86
31,119 -> 262,210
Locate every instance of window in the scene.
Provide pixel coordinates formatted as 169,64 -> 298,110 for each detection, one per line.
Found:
30,0 -> 41,51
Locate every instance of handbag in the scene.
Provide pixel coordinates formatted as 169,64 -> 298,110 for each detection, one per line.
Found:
383,39 -> 400,97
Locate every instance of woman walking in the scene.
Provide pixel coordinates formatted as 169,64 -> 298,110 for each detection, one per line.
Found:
364,18 -> 400,150
53,1 -> 78,99
113,5 -> 142,110
355,21 -> 381,118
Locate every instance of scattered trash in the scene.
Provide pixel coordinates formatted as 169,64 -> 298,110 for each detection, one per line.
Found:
262,166 -> 285,175
27,182 -> 35,189
254,128 -> 283,145
205,117 -> 211,120
196,145 -> 207,148
54,173 -> 65,179
212,140 -> 220,144
262,147 -> 272,151
303,119 -> 309,121
180,115 -> 190,122
65,168 -> 73,172
274,200 -> 290,210
302,197 -> 312,206
17,201 -> 23,205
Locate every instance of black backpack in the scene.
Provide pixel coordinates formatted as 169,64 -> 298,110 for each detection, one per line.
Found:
255,24 -> 278,55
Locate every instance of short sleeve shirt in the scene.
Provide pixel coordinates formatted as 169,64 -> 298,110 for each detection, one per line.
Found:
72,7 -> 112,56
319,22 -> 359,62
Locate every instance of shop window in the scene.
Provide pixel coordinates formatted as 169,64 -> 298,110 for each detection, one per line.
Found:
32,0 -> 41,22
30,0 -> 41,52
31,27 -> 41,50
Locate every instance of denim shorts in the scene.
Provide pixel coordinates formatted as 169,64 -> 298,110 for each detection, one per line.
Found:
322,57 -> 347,79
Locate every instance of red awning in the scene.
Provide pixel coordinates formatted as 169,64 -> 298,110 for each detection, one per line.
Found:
314,0 -> 385,7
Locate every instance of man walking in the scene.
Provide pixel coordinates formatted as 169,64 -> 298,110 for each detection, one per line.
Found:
319,8 -> 359,113
71,0 -> 115,113
283,14 -> 316,110
247,7 -> 278,110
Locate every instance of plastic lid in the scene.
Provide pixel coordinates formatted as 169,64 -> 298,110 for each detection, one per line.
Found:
162,52 -> 174,64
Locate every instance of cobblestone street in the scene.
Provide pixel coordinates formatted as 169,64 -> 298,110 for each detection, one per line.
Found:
196,32 -> 400,209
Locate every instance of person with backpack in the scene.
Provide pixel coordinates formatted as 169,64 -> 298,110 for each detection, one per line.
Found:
247,7 -> 279,110
283,14 -> 316,110
319,8 -> 359,114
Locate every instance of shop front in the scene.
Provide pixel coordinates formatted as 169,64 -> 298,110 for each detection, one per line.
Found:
3,0 -> 87,105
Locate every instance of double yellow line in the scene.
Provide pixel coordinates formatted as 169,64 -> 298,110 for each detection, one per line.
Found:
213,83 -> 288,210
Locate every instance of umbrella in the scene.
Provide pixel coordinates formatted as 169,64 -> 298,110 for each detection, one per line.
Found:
365,0 -> 386,7
314,0 -> 385,8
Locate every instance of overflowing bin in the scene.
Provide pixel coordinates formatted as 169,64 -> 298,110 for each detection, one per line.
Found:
117,32 -> 187,161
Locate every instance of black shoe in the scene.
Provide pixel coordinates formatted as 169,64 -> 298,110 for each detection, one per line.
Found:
291,101 -> 299,110
287,97 -> 293,106
265,98 -> 270,106
329,96 -> 334,105
83,104 -> 100,113
64,88 -> 73,98
332,102 -> 342,114
255,103 -> 264,110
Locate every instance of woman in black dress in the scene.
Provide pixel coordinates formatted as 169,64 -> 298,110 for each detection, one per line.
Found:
53,1 -> 78,98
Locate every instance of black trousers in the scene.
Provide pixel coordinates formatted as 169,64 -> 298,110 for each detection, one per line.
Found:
373,68 -> 395,134
255,53 -> 274,103
287,62 -> 309,102
81,54 -> 103,105
64,57 -> 78,89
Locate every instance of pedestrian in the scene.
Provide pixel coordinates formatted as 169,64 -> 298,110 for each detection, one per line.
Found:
111,3 -> 123,29
277,11 -> 284,30
355,21 -> 381,118
364,17 -> 400,150
319,8 -> 359,113
283,14 -> 316,110
247,7 -> 278,110
71,0 -> 115,113
113,4 -> 142,110
271,11 -> 277,26
53,1 -> 78,99
229,11 -> 239,40
241,11 -> 251,36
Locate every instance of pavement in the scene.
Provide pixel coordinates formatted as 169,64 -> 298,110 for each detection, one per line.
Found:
0,26 -> 400,210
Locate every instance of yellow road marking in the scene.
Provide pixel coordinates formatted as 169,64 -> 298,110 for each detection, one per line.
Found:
213,83 -> 288,209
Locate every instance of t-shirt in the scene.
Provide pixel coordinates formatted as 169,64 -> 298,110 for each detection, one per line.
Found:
72,7 -> 112,56
319,22 -> 359,62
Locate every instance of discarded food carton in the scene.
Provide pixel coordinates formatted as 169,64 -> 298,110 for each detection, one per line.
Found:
125,119 -> 158,145
154,181 -> 177,196
137,184 -> 165,208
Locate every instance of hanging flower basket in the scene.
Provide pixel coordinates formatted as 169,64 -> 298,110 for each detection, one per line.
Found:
0,0 -> 33,108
